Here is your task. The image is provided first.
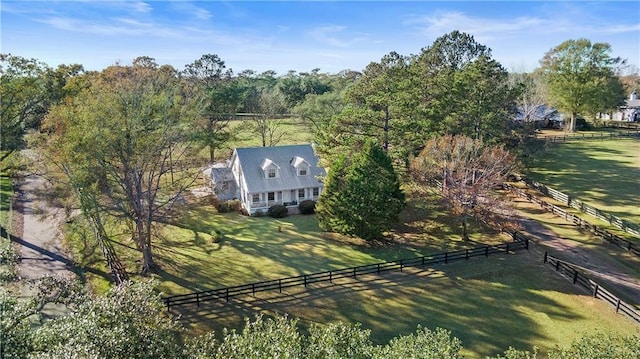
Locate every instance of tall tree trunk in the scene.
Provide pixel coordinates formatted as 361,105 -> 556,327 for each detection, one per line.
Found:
568,112 -> 577,133
462,214 -> 469,241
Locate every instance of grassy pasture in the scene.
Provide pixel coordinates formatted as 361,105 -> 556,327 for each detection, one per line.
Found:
69,191 -> 507,295
173,249 -> 640,359
525,138 -> 640,224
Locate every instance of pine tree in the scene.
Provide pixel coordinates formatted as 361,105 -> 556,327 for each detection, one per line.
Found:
316,141 -> 405,240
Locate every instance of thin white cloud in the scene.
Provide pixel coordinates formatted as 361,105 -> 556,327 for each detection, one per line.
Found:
307,25 -> 367,48
405,11 -> 550,42
169,1 -> 213,21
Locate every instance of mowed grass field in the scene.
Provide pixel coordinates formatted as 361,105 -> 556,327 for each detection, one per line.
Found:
526,138 -> 640,223
173,249 -> 639,359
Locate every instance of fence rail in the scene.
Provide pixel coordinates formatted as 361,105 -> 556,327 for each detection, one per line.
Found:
505,183 -> 640,257
163,238 -> 529,309
543,252 -> 640,324
520,179 -> 640,237
539,129 -> 640,143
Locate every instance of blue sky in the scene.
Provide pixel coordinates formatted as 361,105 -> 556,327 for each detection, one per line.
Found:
2,1 -> 639,75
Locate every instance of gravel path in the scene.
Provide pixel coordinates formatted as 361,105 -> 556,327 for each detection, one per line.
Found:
14,174 -> 76,317
518,217 -> 640,306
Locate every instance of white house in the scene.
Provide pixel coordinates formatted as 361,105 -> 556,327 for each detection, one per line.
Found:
210,144 -> 326,215
599,91 -> 640,122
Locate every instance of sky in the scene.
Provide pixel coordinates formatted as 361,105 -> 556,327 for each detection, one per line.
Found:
2,1 -> 639,75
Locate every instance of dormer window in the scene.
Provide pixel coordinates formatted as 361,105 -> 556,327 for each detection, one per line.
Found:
261,158 -> 279,179
291,156 -> 310,176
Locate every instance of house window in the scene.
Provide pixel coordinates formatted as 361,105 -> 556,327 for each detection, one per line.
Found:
298,189 -> 305,198
268,168 -> 276,178
252,194 -> 260,203
312,187 -> 319,197
299,167 -> 307,176
268,192 -> 275,201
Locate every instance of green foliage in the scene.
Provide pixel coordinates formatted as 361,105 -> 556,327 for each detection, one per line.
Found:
316,141 -> 405,240
414,31 -> 519,145
305,322 -> 375,359
547,333 -> 640,359
379,327 -> 463,359
32,280 -> 183,359
491,347 -> 538,359
539,39 -> 625,132
267,204 -> 289,218
43,60 -> 199,274
298,199 -> 316,215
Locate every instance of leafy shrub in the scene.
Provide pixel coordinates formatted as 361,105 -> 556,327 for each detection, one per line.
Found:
267,204 -> 288,218
215,199 -> 241,213
253,209 -> 264,217
298,200 -> 316,215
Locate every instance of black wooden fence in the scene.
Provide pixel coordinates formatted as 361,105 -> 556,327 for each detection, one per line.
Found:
505,183 -> 640,257
543,252 -> 640,324
163,238 -> 529,309
521,179 -> 640,237
539,129 -> 640,143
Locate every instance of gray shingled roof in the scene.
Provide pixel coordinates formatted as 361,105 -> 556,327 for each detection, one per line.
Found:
235,144 -> 326,193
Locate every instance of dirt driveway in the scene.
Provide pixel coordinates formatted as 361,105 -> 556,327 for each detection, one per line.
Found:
13,174 -> 76,317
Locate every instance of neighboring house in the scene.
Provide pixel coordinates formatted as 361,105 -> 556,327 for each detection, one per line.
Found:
515,105 -> 564,128
210,144 -> 326,215
599,91 -> 640,122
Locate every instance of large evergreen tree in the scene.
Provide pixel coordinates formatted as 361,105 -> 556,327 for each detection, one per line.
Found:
316,141 -> 405,240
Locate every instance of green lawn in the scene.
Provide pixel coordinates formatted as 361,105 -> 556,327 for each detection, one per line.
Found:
173,250 -> 640,359
70,191 -> 508,295
0,171 -> 13,230
525,138 -> 640,224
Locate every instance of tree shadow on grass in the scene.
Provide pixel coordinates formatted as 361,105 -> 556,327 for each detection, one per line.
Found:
526,140 -> 640,221
169,251 -> 635,358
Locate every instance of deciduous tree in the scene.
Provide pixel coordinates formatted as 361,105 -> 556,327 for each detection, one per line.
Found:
44,60 -> 198,274
539,39 -> 625,132
411,135 -> 519,240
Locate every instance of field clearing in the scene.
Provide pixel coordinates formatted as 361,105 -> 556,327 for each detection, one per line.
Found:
68,191 -> 509,295
172,249 -> 639,359
525,138 -> 640,223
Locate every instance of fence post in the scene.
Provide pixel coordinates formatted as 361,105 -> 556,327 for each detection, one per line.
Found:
465,249 -> 469,260
252,283 -> 255,296
572,269 -> 578,284
329,271 -> 333,283
400,259 -> 404,272
525,237 -> 529,250
444,252 -> 448,264
166,299 -> 171,310
593,284 -> 599,298
226,288 -> 229,302
304,275 -> 307,287
353,267 -> 356,278
485,246 -> 489,257
506,243 -> 510,253
512,231 -> 517,241
196,293 -> 200,307
616,299 -> 621,313
555,259 -> 560,271
544,252 -> 548,263
377,263 -> 380,275
279,278 -> 282,293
